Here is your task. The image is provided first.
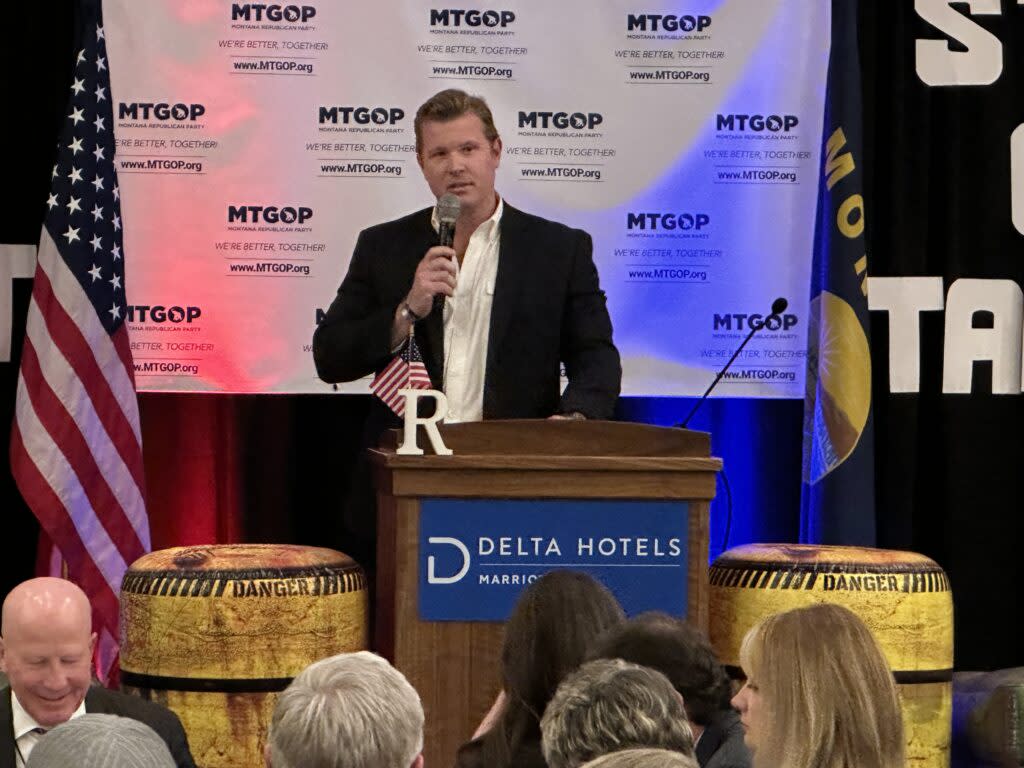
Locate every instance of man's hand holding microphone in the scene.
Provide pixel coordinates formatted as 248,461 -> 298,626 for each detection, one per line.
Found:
391,193 -> 461,346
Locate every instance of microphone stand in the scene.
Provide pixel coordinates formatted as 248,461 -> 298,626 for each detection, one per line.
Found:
677,299 -> 787,428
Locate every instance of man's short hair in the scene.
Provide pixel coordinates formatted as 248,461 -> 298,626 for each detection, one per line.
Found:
26,714 -> 175,768
541,659 -> 695,768
588,612 -> 732,726
268,651 -> 424,768
414,88 -> 500,154
580,748 -> 699,768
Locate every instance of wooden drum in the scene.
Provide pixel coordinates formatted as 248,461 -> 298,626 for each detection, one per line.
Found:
120,544 -> 368,768
709,543 -> 953,767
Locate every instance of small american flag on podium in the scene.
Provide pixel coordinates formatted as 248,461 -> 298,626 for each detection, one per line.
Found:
371,332 -> 432,417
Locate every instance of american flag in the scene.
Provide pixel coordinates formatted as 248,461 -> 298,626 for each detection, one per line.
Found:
370,332 -> 432,417
9,9 -> 149,683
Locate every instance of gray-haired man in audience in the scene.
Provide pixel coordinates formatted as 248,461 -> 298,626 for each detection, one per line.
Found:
266,651 -> 424,768
541,658 -> 696,768
27,713 -> 175,768
588,613 -> 750,768
581,748 -> 698,768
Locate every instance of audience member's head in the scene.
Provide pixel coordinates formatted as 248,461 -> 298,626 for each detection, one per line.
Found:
26,713 -> 175,768
0,578 -> 96,728
580,748 -> 699,768
732,602 -> 904,768
588,612 -> 732,734
503,571 -> 625,718
541,658 -> 695,768
267,651 -> 424,768
470,570 -> 625,768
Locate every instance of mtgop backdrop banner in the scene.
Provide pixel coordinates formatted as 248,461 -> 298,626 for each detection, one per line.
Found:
103,0 -> 827,395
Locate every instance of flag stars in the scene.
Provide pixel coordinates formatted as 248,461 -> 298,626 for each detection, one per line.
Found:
109,274 -> 121,291
111,243 -> 122,260
88,264 -> 102,282
92,175 -> 105,192
96,55 -> 106,72
90,234 -> 103,252
112,213 -> 121,231
93,145 -> 105,162
68,167 -> 83,184
63,225 -> 81,244
96,25 -> 105,41
94,116 -> 106,132
71,78 -> 86,95
108,304 -> 121,321
69,136 -> 84,155
66,196 -> 82,214
112,185 -> 120,201
95,85 -> 107,102
92,203 -> 103,221
76,49 -> 86,65
51,164 -> 59,179
69,107 -> 85,125
46,193 -> 59,210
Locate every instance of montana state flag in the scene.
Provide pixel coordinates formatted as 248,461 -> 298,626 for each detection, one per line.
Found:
800,0 -> 875,546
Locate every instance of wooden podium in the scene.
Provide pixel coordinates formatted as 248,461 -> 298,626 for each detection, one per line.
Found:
369,420 -> 721,768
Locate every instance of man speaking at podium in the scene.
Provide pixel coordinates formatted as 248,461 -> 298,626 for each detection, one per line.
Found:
313,88 -> 621,424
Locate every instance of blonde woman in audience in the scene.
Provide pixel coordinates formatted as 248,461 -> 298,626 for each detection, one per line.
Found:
581,749 -> 699,768
731,603 -> 904,768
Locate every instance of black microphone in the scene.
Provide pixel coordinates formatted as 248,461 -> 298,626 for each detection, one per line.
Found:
677,297 -> 788,428
433,193 -> 460,314
437,192 -> 459,248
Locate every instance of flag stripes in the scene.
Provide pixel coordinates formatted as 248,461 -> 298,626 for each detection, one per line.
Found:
8,9 -> 150,682
370,333 -> 432,417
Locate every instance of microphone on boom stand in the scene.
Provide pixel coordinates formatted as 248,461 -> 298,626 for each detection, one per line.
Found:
676,296 -> 788,554
677,296 -> 789,429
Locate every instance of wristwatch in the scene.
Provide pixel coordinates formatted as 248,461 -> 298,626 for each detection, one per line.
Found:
400,301 -> 425,323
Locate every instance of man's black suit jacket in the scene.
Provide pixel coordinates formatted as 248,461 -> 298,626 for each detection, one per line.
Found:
0,685 -> 196,768
695,708 -> 751,768
313,203 -> 621,420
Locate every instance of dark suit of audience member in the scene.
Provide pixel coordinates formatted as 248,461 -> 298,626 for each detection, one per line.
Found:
455,738 -> 547,768
694,708 -> 747,768
0,684 -> 194,768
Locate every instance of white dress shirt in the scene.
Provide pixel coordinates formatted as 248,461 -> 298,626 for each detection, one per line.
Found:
11,690 -> 86,766
434,197 -> 503,423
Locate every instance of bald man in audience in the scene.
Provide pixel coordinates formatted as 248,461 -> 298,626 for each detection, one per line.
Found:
0,578 -> 195,768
